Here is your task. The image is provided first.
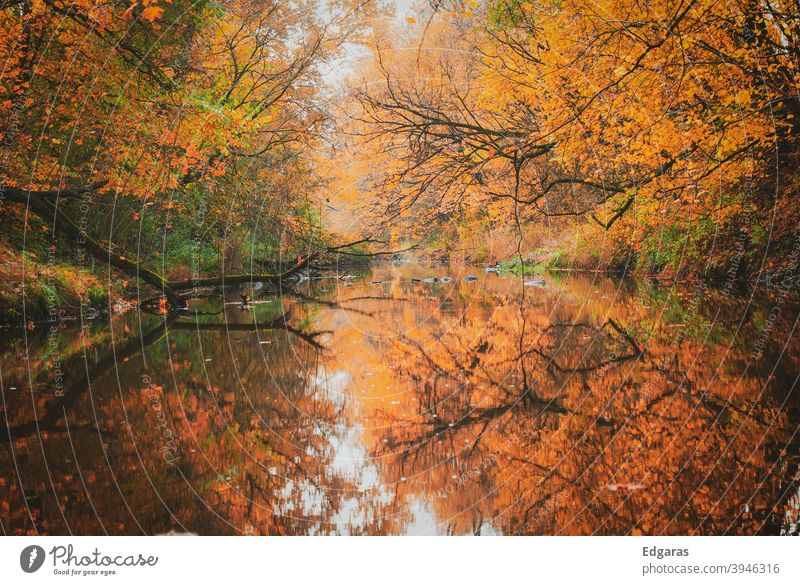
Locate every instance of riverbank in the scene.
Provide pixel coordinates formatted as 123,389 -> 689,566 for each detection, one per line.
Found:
0,243 -> 375,325
5,247 -> 800,325
409,211 -> 800,293
0,244 -> 118,326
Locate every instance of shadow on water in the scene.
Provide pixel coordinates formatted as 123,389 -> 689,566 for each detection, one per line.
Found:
1,264 -> 799,535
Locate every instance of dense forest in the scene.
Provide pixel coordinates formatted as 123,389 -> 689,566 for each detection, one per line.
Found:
1,0 -> 799,320
2,1 -> 800,538
0,0 -> 385,318
338,0 -> 800,277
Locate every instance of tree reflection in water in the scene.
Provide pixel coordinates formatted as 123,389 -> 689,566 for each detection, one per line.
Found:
1,266 -> 799,535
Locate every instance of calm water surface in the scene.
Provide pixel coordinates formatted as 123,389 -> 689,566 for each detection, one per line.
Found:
2,265 -> 799,535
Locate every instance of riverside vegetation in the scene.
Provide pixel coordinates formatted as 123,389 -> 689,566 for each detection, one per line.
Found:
2,0 -> 800,320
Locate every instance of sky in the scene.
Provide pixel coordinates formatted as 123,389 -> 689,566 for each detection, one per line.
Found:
319,0 -> 419,88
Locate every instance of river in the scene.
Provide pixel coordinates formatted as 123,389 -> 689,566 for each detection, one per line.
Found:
1,264 -> 799,535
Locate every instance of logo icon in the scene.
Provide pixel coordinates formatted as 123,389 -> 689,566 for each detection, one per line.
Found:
20,545 -> 46,573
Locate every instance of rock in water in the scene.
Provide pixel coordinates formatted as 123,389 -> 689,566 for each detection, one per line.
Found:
463,275 -> 479,282
524,279 -> 547,287
440,276 -> 452,283
423,277 -> 438,283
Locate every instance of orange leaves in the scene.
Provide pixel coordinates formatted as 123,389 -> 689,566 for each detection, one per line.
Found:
356,0 -> 790,270
141,6 -> 164,22
125,1 -> 164,22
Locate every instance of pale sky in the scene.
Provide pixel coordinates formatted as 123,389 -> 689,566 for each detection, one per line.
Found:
319,0 -> 419,88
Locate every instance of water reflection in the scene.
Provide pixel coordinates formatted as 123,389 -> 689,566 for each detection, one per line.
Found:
1,265 -> 799,534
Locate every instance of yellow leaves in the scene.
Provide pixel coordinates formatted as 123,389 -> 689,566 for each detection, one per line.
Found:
340,0 -> 787,269
733,88 -> 751,107
406,16 -> 416,24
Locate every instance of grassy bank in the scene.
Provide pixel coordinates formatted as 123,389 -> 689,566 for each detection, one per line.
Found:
0,244 -> 117,325
408,187 -> 800,287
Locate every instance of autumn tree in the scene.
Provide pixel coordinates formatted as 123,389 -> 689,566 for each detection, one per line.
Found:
348,0 -> 800,273
1,0 -> 376,307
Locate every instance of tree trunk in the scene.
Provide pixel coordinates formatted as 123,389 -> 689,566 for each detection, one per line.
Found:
2,185 -> 317,308
166,253 -> 316,292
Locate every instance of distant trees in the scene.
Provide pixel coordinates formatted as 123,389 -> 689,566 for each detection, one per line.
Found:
349,0 -> 800,271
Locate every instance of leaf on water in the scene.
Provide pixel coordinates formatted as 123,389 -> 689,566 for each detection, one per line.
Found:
606,483 -> 645,492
